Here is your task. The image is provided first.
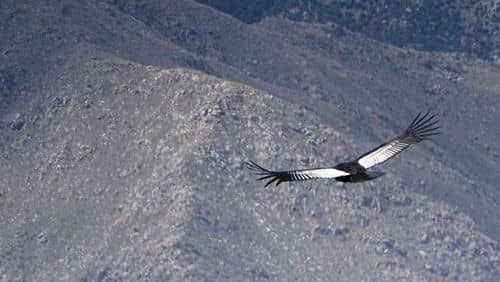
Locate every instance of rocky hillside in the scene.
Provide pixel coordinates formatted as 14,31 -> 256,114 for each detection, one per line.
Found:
1,0 -> 499,280
197,0 -> 500,61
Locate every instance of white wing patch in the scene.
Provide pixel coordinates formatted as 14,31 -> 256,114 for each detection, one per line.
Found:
357,141 -> 410,169
357,111 -> 440,169
296,168 -> 350,179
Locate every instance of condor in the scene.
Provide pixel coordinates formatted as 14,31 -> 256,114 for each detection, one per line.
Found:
247,111 -> 440,186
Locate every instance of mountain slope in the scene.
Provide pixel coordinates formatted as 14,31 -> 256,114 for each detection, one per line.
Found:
1,53 -> 499,280
103,0 -> 500,239
1,0 -> 500,280
197,0 -> 500,61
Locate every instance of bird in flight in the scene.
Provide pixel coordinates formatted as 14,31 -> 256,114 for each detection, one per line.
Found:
247,111 -> 440,186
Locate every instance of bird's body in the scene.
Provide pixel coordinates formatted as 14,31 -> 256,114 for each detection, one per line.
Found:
333,161 -> 385,182
247,111 -> 440,186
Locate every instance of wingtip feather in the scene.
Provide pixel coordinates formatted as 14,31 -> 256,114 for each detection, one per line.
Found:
407,111 -> 440,141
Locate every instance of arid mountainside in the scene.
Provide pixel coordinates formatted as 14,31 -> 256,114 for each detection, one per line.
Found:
1,0 -> 499,280
197,0 -> 500,61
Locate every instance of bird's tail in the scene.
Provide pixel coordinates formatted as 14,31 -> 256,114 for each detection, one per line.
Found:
366,171 -> 385,180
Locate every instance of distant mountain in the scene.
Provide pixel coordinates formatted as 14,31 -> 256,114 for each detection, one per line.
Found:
197,0 -> 500,61
1,0 -> 499,280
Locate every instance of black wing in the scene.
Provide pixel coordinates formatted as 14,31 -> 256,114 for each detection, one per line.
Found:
246,161 -> 350,187
356,111 -> 440,169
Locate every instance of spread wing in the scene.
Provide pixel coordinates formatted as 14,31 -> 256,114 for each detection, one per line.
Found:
246,161 -> 350,187
356,111 -> 440,169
